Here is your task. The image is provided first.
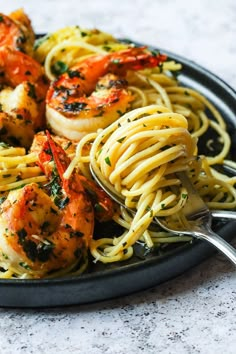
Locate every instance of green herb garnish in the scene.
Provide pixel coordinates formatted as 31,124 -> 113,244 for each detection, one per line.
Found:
51,61 -> 68,75
19,262 -> 31,270
117,136 -> 126,143
105,156 -> 111,166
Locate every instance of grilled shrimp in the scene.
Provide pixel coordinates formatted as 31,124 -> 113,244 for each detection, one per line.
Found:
0,132 -> 94,278
31,131 -> 115,222
46,47 -> 167,140
0,9 -> 35,55
0,47 -> 49,147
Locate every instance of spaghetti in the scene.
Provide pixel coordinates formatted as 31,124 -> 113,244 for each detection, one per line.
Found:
36,26 -> 236,265
0,19 -> 234,277
72,105 -> 236,263
0,143 -> 46,193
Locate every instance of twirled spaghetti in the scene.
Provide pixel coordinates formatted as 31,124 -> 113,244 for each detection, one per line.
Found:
68,105 -> 235,263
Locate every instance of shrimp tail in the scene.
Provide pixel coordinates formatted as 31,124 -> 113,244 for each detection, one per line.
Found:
107,47 -> 167,73
37,130 -> 70,182
45,130 -> 69,180
39,131 -> 84,198
37,131 -> 115,222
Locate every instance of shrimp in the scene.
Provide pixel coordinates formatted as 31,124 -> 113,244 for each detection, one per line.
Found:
0,46 -> 47,88
30,131 -> 77,159
0,132 -> 94,278
0,47 -> 49,147
0,110 -> 35,147
0,9 -> 35,55
31,131 -> 115,222
46,47 -> 167,140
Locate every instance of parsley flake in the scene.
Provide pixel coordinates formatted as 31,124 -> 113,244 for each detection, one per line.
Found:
105,156 -> 111,166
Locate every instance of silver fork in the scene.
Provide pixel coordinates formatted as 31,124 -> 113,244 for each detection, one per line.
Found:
156,172 -> 236,265
90,166 -> 236,265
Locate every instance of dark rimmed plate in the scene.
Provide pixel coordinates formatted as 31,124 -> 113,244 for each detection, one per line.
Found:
0,41 -> 235,308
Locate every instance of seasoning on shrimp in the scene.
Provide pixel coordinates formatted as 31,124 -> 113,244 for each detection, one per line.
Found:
46,47 -> 167,140
0,9 -> 35,55
0,132 -> 95,278
0,47 -> 49,147
31,131 -> 115,222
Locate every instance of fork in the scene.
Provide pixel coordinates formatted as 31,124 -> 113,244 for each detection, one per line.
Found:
90,166 -> 236,265
155,172 -> 236,265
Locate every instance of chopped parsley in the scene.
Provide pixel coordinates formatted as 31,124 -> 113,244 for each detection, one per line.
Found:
103,45 -> 111,52
80,31 -> 87,37
117,136 -> 126,143
27,83 -> 37,99
19,262 -> 31,270
54,196 -> 70,209
116,110 -> 123,117
0,141 -> 10,148
67,69 -> 84,79
0,196 -> 6,205
51,61 -> 68,75
1,252 -> 8,260
34,35 -> 50,51
17,228 -> 27,241
64,141 -> 72,150
105,156 -> 111,166
111,59 -> 120,64
70,230 -> 84,238
47,175 -> 61,197
64,102 -> 87,112
94,203 -> 106,213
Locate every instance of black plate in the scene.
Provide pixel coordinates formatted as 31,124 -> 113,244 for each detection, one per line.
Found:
0,42 -> 235,308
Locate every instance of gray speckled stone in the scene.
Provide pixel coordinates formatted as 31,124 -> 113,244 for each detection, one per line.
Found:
0,1 -> 235,353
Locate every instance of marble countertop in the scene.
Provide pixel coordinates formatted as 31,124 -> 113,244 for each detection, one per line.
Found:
0,0 -> 235,353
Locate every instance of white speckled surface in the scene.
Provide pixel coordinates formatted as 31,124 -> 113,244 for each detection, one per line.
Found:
0,0 -> 236,353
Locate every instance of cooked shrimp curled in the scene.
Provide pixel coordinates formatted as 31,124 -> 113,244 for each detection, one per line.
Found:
0,47 -> 49,147
46,47 -> 167,140
0,133 -> 94,278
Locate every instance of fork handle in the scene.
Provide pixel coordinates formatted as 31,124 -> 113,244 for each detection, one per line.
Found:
211,210 -> 236,220
194,225 -> 236,265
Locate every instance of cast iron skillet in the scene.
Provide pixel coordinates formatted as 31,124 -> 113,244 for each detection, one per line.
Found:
0,40 -> 235,308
